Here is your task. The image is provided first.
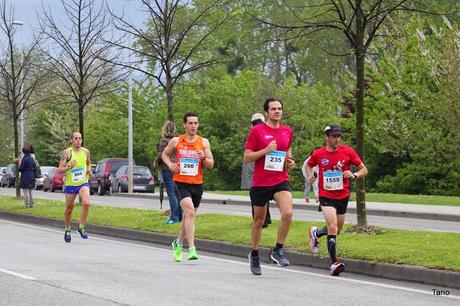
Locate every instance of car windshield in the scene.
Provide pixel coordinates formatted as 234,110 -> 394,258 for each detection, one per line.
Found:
133,167 -> 151,176
41,167 -> 56,175
109,160 -> 129,174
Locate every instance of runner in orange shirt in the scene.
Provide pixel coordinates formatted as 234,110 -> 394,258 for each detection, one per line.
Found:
161,112 -> 214,262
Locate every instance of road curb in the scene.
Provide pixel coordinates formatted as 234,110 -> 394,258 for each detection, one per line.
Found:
1,210 -> 458,289
115,193 -> 460,222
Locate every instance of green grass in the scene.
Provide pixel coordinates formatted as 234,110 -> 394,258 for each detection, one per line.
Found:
1,195 -> 459,272
210,190 -> 460,206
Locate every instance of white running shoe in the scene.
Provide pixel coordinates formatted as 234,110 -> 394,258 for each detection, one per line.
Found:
309,226 -> 319,254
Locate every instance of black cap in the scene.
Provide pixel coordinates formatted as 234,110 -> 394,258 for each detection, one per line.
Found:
324,125 -> 342,136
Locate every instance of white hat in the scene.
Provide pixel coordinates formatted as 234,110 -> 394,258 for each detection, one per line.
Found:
251,113 -> 265,122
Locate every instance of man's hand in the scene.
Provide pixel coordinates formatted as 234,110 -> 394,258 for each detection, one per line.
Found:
197,150 -> 206,161
265,140 -> 277,154
168,163 -> 180,173
286,157 -> 295,170
343,170 -> 354,179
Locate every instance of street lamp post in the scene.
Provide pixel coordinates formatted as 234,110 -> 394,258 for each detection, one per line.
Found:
12,20 -> 24,153
127,0 -> 133,194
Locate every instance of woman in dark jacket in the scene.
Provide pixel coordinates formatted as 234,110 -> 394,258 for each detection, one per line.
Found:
18,144 -> 37,208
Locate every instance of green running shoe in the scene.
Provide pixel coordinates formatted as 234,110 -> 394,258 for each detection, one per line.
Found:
172,239 -> 182,262
188,246 -> 198,260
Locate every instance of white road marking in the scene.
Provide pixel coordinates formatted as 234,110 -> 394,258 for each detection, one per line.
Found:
1,218 -> 458,300
0,267 -> 37,281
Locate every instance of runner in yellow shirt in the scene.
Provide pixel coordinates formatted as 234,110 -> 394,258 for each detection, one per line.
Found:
57,132 -> 92,243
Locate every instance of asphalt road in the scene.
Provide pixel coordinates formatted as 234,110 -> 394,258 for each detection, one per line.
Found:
0,188 -> 458,233
1,219 -> 458,306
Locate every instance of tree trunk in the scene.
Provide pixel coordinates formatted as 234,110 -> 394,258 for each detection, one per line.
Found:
13,116 -> 20,198
166,80 -> 174,121
79,103 -> 84,144
354,7 -> 367,226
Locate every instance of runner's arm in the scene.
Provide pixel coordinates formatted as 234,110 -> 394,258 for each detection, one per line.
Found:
243,140 -> 277,163
57,150 -> 70,174
343,163 -> 367,179
350,163 -> 367,179
161,137 -> 180,173
286,147 -> 295,170
85,149 -> 92,176
305,163 -> 316,183
201,138 -> 214,170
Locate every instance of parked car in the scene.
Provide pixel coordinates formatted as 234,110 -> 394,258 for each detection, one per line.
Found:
35,166 -> 57,190
43,168 -> 64,192
0,164 -> 16,187
0,167 -> 5,186
111,166 -> 155,193
89,158 -> 133,195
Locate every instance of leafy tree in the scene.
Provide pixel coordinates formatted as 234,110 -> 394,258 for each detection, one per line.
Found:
366,16 -> 460,195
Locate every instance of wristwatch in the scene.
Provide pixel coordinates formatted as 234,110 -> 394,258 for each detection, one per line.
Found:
353,172 -> 358,179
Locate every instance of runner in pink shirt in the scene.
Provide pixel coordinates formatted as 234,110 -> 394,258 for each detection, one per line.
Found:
244,97 -> 295,275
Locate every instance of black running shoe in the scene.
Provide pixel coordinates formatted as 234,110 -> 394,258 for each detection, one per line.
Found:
64,230 -> 71,243
248,252 -> 262,275
77,227 -> 88,239
270,248 -> 290,267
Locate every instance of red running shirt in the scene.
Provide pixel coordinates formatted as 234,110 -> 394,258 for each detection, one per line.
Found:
245,123 -> 293,187
307,145 -> 363,200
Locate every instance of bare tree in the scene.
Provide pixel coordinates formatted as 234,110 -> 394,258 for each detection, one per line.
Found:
111,0 -> 230,121
249,0 -> 457,226
0,0 -> 49,197
39,0 -> 127,139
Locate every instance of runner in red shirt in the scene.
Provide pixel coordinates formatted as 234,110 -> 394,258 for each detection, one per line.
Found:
305,125 -> 368,276
244,97 -> 295,275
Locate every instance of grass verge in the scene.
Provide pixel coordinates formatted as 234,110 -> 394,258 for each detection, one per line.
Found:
1,195 -> 458,272
211,190 -> 460,206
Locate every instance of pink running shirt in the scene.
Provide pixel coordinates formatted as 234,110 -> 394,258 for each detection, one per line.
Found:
245,123 -> 293,187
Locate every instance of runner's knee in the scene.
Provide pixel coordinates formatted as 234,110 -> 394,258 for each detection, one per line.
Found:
184,208 -> 195,218
327,224 -> 338,234
252,216 -> 265,228
280,208 -> 292,221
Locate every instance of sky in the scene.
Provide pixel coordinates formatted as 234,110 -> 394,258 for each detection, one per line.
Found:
10,0 -> 147,45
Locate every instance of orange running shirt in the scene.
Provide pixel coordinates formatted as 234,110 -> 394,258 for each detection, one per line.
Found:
173,135 -> 204,184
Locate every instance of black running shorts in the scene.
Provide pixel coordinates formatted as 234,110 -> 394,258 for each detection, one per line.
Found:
174,182 -> 203,208
319,197 -> 349,215
250,181 -> 291,206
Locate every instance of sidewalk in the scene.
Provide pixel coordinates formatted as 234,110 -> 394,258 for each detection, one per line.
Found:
117,192 -> 460,222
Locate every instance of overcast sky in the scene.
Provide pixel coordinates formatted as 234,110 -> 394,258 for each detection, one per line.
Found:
11,0 -> 146,45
